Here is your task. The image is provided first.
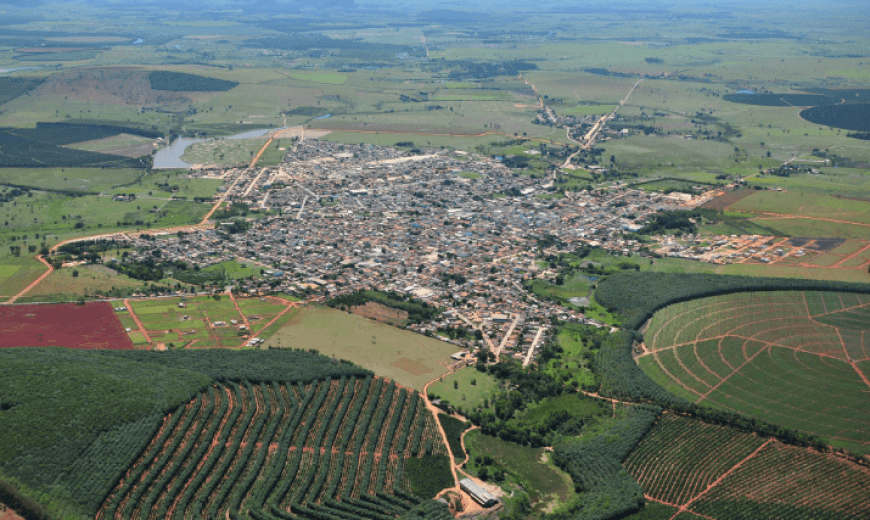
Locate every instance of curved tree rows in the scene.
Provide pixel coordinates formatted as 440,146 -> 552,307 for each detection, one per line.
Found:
99,376 -> 445,520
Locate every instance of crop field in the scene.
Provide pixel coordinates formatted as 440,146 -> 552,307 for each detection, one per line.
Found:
0,302 -> 133,349
624,414 -> 870,520
97,376 -> 446,520
639,291 -> 870,454
127,295 -> 296,348
264,306 -> 458,390
0,256 -> 50,301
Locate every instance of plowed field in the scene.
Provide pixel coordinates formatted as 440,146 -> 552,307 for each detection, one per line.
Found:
0,302 -> 133,349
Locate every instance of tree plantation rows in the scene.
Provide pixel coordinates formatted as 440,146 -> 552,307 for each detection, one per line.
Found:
0,349 -> 371,520
98,376 -> 449,520
550,405 -> 660,520
595,271 -> 870,330
624,414 -> 870,520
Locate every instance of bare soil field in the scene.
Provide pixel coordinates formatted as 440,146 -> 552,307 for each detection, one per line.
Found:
351,301 -> 409,326
702,188 -> 755,211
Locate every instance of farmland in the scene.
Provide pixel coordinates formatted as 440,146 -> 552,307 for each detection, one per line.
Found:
0,348 -> 374,520
98,376 -> 446,520
639,291 -> 870,454
0,302 -> 133,349
624,413 -> 870,520
125,295 -> 297,349
264,306 -> 458,390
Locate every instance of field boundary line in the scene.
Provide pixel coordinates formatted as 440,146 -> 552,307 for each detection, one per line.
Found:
850,361 -> 870,390
808,302 -> 870,319
695,345 -> 769,404
651,352 -> 705,399
644,496 -> 719,520
124,299 -> 152,344
5,255 -> 53,304
667,438 -> 774,520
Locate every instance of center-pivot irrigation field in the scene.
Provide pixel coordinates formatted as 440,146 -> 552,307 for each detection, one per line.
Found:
97,375 -> 447,520
624,414 -> 870,520
638,291 -> 870,454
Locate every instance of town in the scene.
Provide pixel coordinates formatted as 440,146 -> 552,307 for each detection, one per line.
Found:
110,138 -> 696,365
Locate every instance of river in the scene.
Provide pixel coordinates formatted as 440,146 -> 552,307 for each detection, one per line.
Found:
152,127 -> 281,169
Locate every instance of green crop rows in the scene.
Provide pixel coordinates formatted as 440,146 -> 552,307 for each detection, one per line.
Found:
638,291 -> 870,454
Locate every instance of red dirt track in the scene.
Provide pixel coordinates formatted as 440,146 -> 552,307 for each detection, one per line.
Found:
0,302 -> 134,349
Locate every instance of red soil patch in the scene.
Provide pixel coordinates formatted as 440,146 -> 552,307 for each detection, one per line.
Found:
0,302 -> 134,349
351,301 -> 409,326
0,503 -> 25,520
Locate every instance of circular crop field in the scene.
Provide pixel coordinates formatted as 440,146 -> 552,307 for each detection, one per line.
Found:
637,291 -> 870,454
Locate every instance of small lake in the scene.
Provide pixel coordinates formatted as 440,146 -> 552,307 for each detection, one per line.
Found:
735,89 -> 755,94
152,127 -> 283,169
132,38 -> 144,45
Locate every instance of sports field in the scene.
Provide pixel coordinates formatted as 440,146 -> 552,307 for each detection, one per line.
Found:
264,306 -> 458,390
638,291 -> 870,454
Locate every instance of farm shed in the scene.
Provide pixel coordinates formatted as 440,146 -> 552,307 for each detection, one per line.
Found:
459,478 -> 499,507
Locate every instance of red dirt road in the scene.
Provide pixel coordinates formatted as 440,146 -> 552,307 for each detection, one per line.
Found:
0,301 -> 134,349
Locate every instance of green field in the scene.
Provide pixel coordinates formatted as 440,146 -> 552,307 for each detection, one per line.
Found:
264,306 -> 458,390
729,191 -> 870,225
428,367 -> 502,410
21,264 -> 150,301
640,291 -> 870,454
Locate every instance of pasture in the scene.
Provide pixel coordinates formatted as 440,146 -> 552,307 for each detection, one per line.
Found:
639,291 -> 870,454
427,367 -> 502,410
264,306 -> 458,390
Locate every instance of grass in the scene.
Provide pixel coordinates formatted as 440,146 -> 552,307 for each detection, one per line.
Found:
127,295 -> 258,348
526,274 -> 591,307
729,191 -> 870,225
286,71 -> 347,85
263,305 -> 457,390
22,264 -> 147,300
428,367 -> 502,410
0,255 -> 49,301
65,134 -> 155,153
464,430 -> 576,515
0,168 -> 144,193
